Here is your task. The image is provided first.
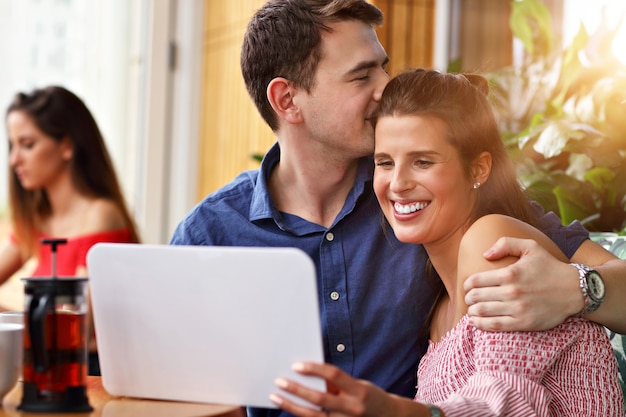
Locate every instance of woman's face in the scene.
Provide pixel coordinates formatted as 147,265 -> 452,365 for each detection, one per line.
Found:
6,110 -> 72,190
373,114 -> 474,246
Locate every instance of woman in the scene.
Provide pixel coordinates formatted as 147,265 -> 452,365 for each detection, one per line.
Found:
1,85 -> 140,374
269,69 -> 623,416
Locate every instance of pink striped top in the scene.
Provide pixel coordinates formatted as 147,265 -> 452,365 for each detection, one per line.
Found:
415,315 -> 624,416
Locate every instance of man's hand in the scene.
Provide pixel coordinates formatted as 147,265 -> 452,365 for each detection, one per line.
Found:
463,237 -> 583,332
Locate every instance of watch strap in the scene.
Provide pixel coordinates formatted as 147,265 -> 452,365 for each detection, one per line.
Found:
570,263 -> 601,315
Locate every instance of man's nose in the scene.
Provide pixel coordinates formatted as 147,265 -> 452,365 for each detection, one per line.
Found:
372,69 -> 391,102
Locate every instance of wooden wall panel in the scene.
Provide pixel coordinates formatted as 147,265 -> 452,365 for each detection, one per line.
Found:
373,0 -> 435,76
198,0 -> 274,200
458,0 -> 512,72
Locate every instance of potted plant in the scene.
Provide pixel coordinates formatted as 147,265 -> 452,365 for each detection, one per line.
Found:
487,0 -> 626,234
486,0 -> 626,399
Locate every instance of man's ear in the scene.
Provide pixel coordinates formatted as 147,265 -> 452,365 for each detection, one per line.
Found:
472,151 -> 492,185
267,77 -> 302,125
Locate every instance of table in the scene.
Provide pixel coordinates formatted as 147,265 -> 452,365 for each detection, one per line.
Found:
1,377 -> 246,417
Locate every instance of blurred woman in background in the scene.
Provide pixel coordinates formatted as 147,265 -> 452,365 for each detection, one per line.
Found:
1,85 -> 140,374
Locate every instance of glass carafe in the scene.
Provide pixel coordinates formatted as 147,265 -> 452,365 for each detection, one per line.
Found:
19,239 -> 92,413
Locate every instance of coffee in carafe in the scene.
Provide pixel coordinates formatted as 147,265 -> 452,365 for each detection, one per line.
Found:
19,239 -> 93,412
23,308 -> 89,391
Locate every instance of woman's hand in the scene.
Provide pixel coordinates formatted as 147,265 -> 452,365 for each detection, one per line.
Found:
269,362 -> 399,417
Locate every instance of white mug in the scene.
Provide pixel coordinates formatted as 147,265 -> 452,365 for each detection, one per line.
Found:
0,322 -> 23,399
0,311 -> 24,325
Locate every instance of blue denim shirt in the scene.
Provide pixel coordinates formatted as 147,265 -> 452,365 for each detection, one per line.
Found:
170,143 -> 589,417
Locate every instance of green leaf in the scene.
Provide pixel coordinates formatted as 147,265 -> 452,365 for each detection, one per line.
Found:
562,23 -> 588,72
510,0 -> 553,57
553,185 -> 593,225
551,24 -> 588,108
584,167 -> 614,192
250,153 -> 264,163
447,57 -> 462,74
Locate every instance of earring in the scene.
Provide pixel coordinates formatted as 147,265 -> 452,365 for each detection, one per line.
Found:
472,182 -> 481,189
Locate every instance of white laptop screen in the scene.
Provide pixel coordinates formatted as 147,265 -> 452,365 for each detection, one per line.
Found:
87,243 -> 325,409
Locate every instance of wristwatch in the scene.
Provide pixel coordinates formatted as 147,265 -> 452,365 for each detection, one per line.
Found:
426,404 -> 442,417
570,263 -> 605,315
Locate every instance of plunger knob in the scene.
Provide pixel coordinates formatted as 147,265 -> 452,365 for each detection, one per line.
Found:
40,238 -> 68,278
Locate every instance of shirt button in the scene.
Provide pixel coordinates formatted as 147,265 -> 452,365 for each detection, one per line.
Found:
330,291 -> 340,301
325,232 -> 334,242
336,344 -> 345,352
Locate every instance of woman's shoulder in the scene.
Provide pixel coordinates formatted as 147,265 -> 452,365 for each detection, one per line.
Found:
461,214 -> 559,256
457,214 -> 566,283
81,198 -> 129,232
467,213 -> 534,234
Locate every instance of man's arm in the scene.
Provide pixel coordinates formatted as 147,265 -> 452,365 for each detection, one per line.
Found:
570,239 -> 625,333
464,237 -> 626,334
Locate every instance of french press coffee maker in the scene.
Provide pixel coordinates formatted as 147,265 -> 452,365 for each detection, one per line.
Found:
19,238 -> 93,412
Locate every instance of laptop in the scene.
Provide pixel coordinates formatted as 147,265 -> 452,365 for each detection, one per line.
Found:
86,243 -> 325,409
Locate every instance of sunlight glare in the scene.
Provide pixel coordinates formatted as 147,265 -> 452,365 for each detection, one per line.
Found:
564,0 -> 626,65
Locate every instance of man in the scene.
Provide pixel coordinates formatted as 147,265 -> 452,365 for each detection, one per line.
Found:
171,1 -> 626,416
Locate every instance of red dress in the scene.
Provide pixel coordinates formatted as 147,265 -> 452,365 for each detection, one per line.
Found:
415,315 -> 624,416
30,228 -> 134,277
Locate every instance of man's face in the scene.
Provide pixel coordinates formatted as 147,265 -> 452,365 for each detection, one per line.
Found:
295,19 -> 389,160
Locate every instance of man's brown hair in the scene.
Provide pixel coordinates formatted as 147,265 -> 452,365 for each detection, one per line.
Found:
241,0 -> 383,131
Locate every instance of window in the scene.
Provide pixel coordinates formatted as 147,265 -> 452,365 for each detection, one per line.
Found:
0,0 -> 145,228
0,0 -> 203,244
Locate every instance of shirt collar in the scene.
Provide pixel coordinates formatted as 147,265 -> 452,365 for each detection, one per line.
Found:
249,143 -> 281,223
249,142 -> 374,228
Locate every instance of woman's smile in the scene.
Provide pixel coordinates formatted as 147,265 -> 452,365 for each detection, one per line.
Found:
393,200 -> 430,215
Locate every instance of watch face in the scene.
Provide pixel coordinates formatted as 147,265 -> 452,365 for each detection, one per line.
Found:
587,271 -> 606,300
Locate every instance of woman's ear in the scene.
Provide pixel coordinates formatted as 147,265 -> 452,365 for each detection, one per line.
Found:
267,77 -> 302,125
472,151 -> 492,185
60,137 -> 73,161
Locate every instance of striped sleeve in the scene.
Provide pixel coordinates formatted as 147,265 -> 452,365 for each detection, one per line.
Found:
437,318 -> 610,416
